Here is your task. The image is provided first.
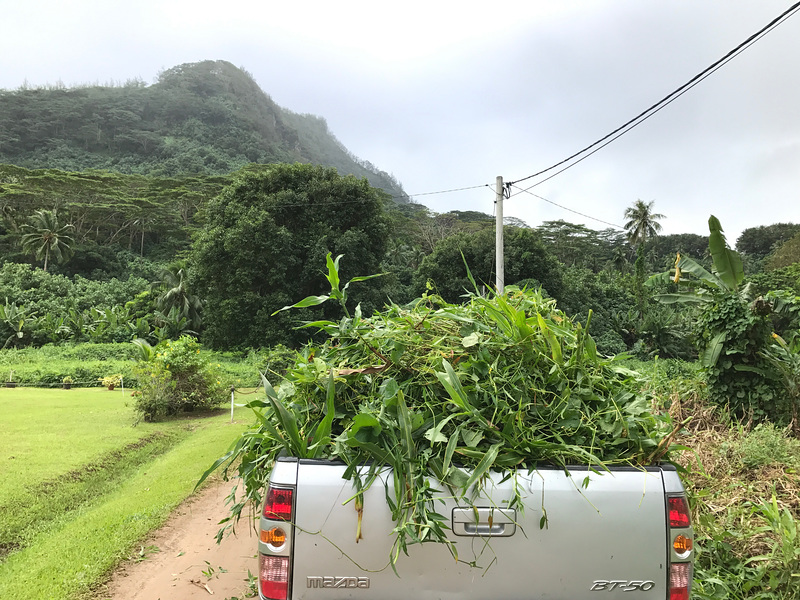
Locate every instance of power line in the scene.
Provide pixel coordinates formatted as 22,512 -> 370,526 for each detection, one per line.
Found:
508,1 -> 800,188
391,183 -> 492,202
509,184 -> 624,229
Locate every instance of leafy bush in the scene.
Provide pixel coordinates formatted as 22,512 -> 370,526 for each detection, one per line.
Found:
132,336 -> 225,421
697,294 -> 791,424
130,364 -> 176,422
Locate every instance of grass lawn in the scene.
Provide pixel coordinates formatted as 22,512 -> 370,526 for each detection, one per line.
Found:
0,386 -> 257,600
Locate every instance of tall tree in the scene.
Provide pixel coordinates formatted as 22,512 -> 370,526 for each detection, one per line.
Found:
623,200 -> 665,247
19,209 -> 75,272
189,163 -> 388,348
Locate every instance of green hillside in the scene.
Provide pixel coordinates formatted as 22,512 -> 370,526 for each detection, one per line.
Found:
0,60 -> 407,200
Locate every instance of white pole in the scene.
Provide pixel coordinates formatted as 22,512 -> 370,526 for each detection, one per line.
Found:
230,386 -> 235,423
495,176 -> 505,295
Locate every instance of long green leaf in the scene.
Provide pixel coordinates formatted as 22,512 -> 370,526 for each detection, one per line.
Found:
701,332 -> 726,368
309,370 -> 336,457
537,313 -> 562,364
654,292 -> 711,305
396,390 -> 416,460
462,443 -> 502,492
260,373 -> 306,456
271,294 -> 330,315
436,360 -> 473,411
708,215 -> 743,291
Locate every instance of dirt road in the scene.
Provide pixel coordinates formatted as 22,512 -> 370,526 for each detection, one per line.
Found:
98,480 -> 259,600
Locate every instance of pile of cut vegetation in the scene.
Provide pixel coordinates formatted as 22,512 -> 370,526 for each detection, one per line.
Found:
208,257 -> 677,552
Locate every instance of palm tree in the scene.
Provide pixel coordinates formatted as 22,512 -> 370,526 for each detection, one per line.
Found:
153,267 -> 203,332
19,209 -> 75,272
623,200 -> 665,247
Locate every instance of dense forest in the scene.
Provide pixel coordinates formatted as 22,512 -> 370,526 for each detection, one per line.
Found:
2,156 -> 799,355
1,58 -> 800,414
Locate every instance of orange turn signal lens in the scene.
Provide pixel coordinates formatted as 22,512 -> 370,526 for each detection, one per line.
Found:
673,534 -> 693,553
261,527 -> 287,545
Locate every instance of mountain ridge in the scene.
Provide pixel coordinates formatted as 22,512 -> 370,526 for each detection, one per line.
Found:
0,60 -> 408,200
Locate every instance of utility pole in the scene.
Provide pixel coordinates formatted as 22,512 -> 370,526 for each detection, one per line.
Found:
495,175 -> 504,294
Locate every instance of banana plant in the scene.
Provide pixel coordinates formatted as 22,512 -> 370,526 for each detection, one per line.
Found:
0,300 -> 31,349
645,215 -> 749,369
646,215 -> 747,304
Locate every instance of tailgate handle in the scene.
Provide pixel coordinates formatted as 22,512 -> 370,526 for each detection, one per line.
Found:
452,508 -> 516,537
463,523 -> 506,535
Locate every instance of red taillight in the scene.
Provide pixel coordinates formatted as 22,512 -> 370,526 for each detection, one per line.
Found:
668,496 -> 690,528
260,554 -> 289,600
264,486 -> 293,521
669,562 -> 692,600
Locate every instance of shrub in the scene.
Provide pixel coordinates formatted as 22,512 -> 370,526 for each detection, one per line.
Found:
697,294 -> 789,424
131,363 -> 176,422
99,374 -> 123,389
132,336 -> 226,421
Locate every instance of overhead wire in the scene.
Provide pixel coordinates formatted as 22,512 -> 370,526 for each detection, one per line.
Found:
509,184 -> 623,229
507,1 -> 800,190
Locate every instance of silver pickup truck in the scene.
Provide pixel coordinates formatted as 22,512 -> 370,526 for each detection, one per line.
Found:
255,457 -> 694,600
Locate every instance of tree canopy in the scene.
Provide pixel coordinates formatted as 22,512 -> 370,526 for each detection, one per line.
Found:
189,163 -> 389,349
414,228 -> 563,303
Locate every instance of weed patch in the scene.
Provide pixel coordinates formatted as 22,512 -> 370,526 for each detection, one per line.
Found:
669,391 -> 800,598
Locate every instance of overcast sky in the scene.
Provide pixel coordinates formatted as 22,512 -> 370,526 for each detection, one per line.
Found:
2,1 -> 798,245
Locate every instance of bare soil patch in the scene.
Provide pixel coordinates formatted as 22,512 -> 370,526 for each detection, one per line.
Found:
97,480 -> 258,600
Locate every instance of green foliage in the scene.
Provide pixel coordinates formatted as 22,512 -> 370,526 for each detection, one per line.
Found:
190,162 -> 389,349
761,331 -> 800,427
645,232 -> 710,271
708,215 -> 744,292
766,230 -> 800,271
203,257 -> 676,559
736,222 -> 800,260
697,294 -> 788,422
623,199 -> 664,247
557,266 -> 635,355
734,424 -> 797,469
152,266 -> 202,331
0,263 -> 153,346
747,263 -> 800,297
414,228 -> 563,303
533,220 -> 625,271
0,352 -> 135,388
19,209 -> 74,272
647,216 -> 800,423
132,336 -> 225,421
0,164 -> 228,266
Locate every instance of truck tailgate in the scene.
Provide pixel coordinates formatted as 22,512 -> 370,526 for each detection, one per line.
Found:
289,461 -> 668,599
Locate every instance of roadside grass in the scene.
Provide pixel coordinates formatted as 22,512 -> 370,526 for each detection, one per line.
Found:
0,387 -> 256,600
0,388 -> 173,507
